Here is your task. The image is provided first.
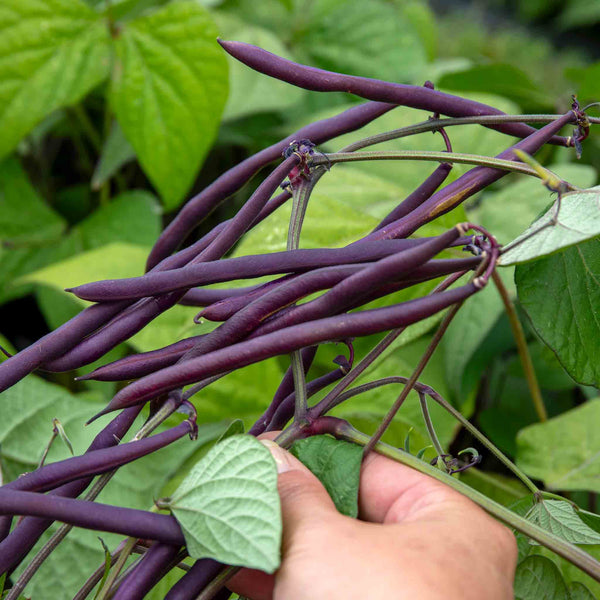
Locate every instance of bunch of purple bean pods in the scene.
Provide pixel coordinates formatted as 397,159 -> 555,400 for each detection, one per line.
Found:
0,39 -> 588,600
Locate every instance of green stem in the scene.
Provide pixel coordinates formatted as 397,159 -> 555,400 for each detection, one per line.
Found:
72,105 -> 102,154
340,114 -> 600,153
492,271 -> 548,422
419,393 -> 445,458
313,151 -> 560,182
334,422 -> 600,582
363,299 -> 465,455
97,537 -> 137,600
196,565 -> 240,600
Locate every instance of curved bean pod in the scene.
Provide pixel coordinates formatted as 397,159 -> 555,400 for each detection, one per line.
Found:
218,40 -> 569,145
90,282 -> 480,420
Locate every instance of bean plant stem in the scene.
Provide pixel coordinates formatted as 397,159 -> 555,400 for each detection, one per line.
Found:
97,537 -> 137,600
5,401 -> 181,600
419,394 -> 445,458
340,114 -> 600,153
492,271 -> 548,422
333,422 -> 600,582
195,565 -> 239,600
312,151 -> 557,181
363,299 -> 466,455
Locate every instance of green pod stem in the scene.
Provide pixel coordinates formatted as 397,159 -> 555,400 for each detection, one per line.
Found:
367,111 -> 576,242
89,282 -> 479,421
146,101 -> 396,271
217,40 -> 569,146
0,489 -> 185,548
69,240 -> 433,303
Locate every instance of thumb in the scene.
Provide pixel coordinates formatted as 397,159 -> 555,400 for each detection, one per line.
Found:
260,439 -> 341,543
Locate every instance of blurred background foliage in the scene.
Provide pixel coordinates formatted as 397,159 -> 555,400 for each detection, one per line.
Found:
2,0 -> 600,597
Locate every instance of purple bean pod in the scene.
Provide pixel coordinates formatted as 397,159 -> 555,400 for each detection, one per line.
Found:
0,489 -> 185,546
2,420 -> 193,494
217,40 -> 569,145
69,239 -> 440,303
164,559 -> 223,600
179,284 -> 264,307
89,282 -> 480,420
146,101 -> 396,271
248,227 -> 463,337
367,110 -> 576,241
0,405 -> 142,570
77,336 -> 207,382
112,542 -> 182,600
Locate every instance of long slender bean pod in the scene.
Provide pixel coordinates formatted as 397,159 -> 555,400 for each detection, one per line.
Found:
0,405 -> 142,570
0,490 -> 185,546
69,240 -> 440,303
218,40 -> 569,145
146,101 -> 396,270
2,421 -> 193,494
90,282 -> 480,420
164,559 -> 224,600
179,284 -> 263,307
112,542 -> 182,600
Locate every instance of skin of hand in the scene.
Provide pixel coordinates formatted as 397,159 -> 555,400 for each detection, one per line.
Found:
228,434 -> 518,600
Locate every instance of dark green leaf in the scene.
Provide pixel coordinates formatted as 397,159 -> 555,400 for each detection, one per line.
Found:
290,435 -> 362,518
516,400 -> 600,493
91,121 -> 136,190
568,581 -> 597,600
169,434 -> 281,572
111,1 -> 228,209
501,187 -> 600,265
578,509 -> 600,536
0,157 -> 66,245
527,500 -> 600,545
514,555 -> 569,600
0,0 -> 111,159
217,419 -> 245,443
516,239 -> 600,386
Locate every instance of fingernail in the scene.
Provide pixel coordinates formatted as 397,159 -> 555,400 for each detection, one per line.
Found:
260,439 -> 294,473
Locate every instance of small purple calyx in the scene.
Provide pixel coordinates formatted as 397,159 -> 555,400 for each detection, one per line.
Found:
281,139 -> 320,189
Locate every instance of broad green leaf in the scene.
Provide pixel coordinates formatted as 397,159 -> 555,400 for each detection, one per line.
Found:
515,239 -> 600,386
0,157 -> 65,245
294,0 -> 426,84
290,435 -> 362,517
217,418 -> 245,442
473,164 -> 597,246
91,120 -> 136,190
0,0 -> 111,160
527,500 -> 600,545
514,555 -> 569,600
516,400 -> 600,493
568,582 -> 597,600
216,16 -> 304,120
169,434 -> 281,572
111,1 -> 228,209
578,509 -> 600,536
438,64 -> 546,107
501,187 -> 600,265
401,0 -> 437,62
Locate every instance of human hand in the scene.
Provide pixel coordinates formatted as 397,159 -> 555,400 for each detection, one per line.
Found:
229,436 -> 517,600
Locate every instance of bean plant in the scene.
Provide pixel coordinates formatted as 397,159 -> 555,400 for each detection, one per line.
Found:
1,1 -> 600,599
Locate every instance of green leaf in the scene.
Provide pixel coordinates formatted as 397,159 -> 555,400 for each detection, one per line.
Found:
216,419 -> 245,443
296,0 -> 426,84
91,120 -> 136,190
568,581 -> 597,600
216,15 -> 304,120
473,163 -> 596,246
514,555 -> 569,600
290,435 -> 362,518
0,0 -> 111,160
0,157 -> 66,245
578,509 -> 600,536
501,187 -> 600,265
458,470 -> 529,507
516,400 -> 600,493
515,239 -> 600,386
169,434 -> 281,572
438,64 -> 546,107
527,500 -> 600,545
110,1 -> 228,209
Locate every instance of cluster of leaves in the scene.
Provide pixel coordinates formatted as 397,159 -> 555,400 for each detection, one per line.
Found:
2,0 -> 600,599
